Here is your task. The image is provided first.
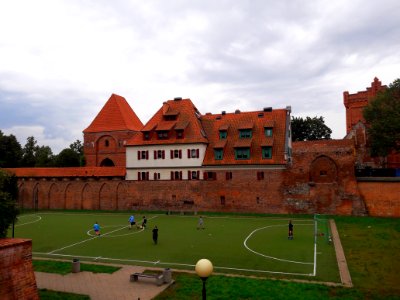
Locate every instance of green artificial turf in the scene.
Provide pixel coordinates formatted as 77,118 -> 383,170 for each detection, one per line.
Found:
14,212 -> 338,282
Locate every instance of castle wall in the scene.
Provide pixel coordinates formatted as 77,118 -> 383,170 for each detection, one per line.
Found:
357,179 -> 400,217
0,239 -> 39,300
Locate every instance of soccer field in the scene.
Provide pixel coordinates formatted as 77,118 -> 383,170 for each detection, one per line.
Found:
13,212 -> 340,282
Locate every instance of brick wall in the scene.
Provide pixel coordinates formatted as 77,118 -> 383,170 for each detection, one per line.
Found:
0,238 -> 39,300
357,179 -> 400,217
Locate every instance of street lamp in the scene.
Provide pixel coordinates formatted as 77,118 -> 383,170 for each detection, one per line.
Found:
195,258 -> 213,300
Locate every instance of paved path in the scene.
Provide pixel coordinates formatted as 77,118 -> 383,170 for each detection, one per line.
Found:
329,219 -> 353,287
35,264 -> 173,300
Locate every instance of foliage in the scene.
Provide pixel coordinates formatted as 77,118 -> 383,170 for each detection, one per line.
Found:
39,289 -> 90,300
21,136 -> 38,167
35,145 -> 55,167
0,170 -> 19,237
33,260 -> 121,275
0,131 -> 23,167
55,148 -> 81,167
363,78 -> 400,157
291,116 -> 332,141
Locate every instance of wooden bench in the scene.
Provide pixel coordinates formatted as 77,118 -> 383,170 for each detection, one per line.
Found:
130,272 -> 164,286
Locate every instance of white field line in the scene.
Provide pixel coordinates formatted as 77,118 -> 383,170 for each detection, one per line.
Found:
48,225 -> 129,254
49,216 -> 159,254
243,224 -> 314,265
313,218 -> 318,276
32,252 -> 314,277
15,215 -> 42,226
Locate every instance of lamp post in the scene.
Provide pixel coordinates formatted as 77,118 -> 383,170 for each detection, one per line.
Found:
195,258 -> 213,300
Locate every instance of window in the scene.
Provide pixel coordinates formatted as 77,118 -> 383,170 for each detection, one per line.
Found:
188,149 -> 200,158
226,172 -> 232,180
239,129 -> 252,138
203,171 -> 217,180
235,148 -> 250,159
164,115 -> 177,121
262,147 -> 272,159
157,131 -> 169,139
137,150 -> 149,160
257,171 -> 264,180
320,170 -> 327,176
105,140 -> 109,147
214,149 -> 223,160
154,150 -> 165,159
176,130 -> 184,139
219,131 -> 227,139
220,196 -> 225,205
153,172 -> 161,180
264,127 -> 273,137
188,170 -> 200,180
171,149 -> 182,159
138,172 -> 149,181
170,171 -> 182,180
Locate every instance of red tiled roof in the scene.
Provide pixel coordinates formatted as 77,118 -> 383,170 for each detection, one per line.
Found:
156,121 -> 176,131
201,109 -> 289,165
127,99 -> 208,145
213,139 -> 227,148
83,94 -> 143,133
5,167 -> 126,178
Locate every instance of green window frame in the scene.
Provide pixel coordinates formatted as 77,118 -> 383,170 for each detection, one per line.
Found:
219,131 -> 227,139
262,146 -> 272,159
264,127 -> 273,137
239,129 -> 252,138
235,148 -> 250,159
214,149 -> 223,160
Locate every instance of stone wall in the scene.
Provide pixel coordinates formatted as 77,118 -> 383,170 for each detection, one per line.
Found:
0,238 -> 39,300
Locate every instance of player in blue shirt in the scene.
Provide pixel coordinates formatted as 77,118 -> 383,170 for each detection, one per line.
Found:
93,222 -> 101,236
129,215 -> 135,229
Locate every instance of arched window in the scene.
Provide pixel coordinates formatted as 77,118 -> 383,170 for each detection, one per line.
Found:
100,158 -> 115,167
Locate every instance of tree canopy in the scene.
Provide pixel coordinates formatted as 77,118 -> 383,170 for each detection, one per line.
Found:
0,130 -> 23,168
0,169 -> 19,238
363,78 -> 400,157
291,116 -> 332,141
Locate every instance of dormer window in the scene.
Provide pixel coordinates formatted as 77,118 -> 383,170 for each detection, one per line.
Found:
143,132 -> 150,140
219,131 -> 227,139
176,130 -> 184,139
264,127 -> 273,137
164,115 -> 177,121
262,146 -> 272,159
235,148 -> 250,159
239,129 -> 252,138
157,131 -> 169,140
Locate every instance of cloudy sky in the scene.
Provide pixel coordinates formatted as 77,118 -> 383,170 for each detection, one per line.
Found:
1,0 -> 399,154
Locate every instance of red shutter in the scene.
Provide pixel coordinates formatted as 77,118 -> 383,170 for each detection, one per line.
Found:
162,151 -> 165,159
188,149 -> 191,158
154,150 -> 157,159
138,172 -> 141,181
146,172 -> 149,180
204,172 -> 208,180
226,172 -> 229,180
213,172 -> 217,180
180,171 -> 182,180
154,173 -> 157,180
188,171 -> 191,180
196,149 -> 199,158
137,151 -> 141,160
179,150 -> 182,159
170,150 -> 173,159
197,171 -> 200,179
171,171 -> 174,180
146,151 -> 149,160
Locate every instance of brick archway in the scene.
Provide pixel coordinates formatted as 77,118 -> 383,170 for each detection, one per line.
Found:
310,155 -> 338,183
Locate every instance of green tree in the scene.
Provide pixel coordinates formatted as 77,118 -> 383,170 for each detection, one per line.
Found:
21,136 -> 38,167
363,78 -> 400,157
0,170 -> 19,237
35,145 -> 55,167
69,140 -> 85,166
291,116 -> 332,141
0,131 -> 23,167
55,148 -> 80,167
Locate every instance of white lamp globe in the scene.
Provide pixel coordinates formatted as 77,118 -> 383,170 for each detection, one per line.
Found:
195,259 -> 213,278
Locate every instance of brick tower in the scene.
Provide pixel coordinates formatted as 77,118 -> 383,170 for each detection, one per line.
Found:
83,94 -> 143,167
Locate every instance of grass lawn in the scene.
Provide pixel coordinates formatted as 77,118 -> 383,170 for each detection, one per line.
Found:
33,259 -> 121,275
38,289 -> 90,300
